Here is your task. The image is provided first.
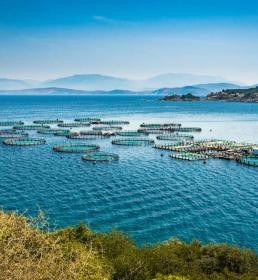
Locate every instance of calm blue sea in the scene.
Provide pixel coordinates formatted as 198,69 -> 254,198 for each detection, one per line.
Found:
0,95 -> 257,250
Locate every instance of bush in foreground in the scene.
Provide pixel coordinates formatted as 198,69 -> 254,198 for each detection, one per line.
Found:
0,211 -> 257,280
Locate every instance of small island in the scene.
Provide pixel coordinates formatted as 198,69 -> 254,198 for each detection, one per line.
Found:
161,93 -> 201,101
161,86 -> 258,103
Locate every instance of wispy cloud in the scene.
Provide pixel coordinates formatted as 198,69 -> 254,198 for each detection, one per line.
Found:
93,15 -> 118,24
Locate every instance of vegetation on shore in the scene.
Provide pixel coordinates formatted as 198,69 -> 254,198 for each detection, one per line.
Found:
207,87 -> 258,102
0,211 -> 257,280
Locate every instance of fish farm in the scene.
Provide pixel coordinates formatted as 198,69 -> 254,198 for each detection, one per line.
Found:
116,131 -> 149,137
157,134 -> 194,141
0,118 -> 257,167
33,119 -> 64,124
58,122 -> 90,127
3,138 -> 46,146
0,121 -> 24,126
99,120 -> 130,125
37,129 -> 70,135
53,144 -> 100,153
14,125 -> 50,130
82,151 -> 119,162
112,139 -> 155,146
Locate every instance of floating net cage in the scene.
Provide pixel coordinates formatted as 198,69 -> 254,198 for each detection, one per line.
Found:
37,129 -> 70,135
157,134 -> 194,141
170,152 -> 210,161
175,127 -> 202,132
138,128 -> 168,134
116,131 -> 149,137
67,133 -> 110,140
53,143 -> 100,153
74,117 -> 101,123
100,120 -> 129,125
58,122 -> 90,127
0,132 -> 29,139
112,138 -> 155,146
0,121 -> 24,127
93,126 -> 123,131
33,119 -> 64,124
0,129 -> 17,134
14,124 -> 50,130
82,151 -> 119,162
154,142 -> 192,151
140,123 -> 181,128
237,156 -> 258,167
53,131 -> 72,137
3,138 -> 46,146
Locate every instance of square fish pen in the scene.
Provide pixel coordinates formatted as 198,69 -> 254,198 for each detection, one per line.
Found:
3,138 -> 46,146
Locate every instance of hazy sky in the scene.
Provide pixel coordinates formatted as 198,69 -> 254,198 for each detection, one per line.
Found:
0,0 -> 258,84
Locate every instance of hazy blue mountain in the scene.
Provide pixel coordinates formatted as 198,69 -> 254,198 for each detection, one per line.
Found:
42,74 -> 133,91
145,73 -> 232,89
194,83 -> 241,92
0,78 -> 30,90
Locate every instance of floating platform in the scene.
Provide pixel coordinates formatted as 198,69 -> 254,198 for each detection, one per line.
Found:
33,119 -> 63,124
0,121 -> 24,126
157,134 -> 194,141
14,125 -> 50,130
0,132 -> 29,139
112,138 -> 155,146
116,131 -> 149,137
82,151 -> 119,162
170,152 -> 210,161
74,117 -> 101,123
53,144 -> 100,153
93,126 -> 123,131
37,129 -> 70,135
3,138 -> 46,146
58,122 -> 90,127
175,127 -> 202,132
237,156 -> 258,167
99,120 -> 129,125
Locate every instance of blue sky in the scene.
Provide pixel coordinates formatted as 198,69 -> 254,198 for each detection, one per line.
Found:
0,0 -> 258,83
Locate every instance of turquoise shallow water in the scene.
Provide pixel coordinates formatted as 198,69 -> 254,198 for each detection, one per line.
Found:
0,95 -> 257,250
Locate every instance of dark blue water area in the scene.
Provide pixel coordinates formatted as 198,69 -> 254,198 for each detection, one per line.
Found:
0,95 -> 257,251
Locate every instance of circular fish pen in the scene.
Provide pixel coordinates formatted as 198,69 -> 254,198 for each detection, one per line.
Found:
82,151 -> 119,162
58,122 -> 90,127
74,117 -> 101,123
0,121 -> 24,126
116,131 -> 149,137
67,133 -> 110,140
100,120 -> 129,125
53,144 -> 100,153
157,134 -> 194,141
0,132 -> 29,139
140,123 -> 181,128
33,119 -> 63,124
37,129 -> 70,135
112,138 -> 155,146
93,126 -> 122,131
53,131 -> 72,137
14,125 -> 50,130
3,138 -> 46,146
237,156 -> 258,167
170,152 -> 210,161
138,129 -> 167,134
175,127 -> 202,132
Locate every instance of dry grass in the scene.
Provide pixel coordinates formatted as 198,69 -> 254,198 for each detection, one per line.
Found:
0,211 -> 111,280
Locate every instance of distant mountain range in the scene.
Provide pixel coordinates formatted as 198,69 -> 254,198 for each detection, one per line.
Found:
0,73 -> 244,91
